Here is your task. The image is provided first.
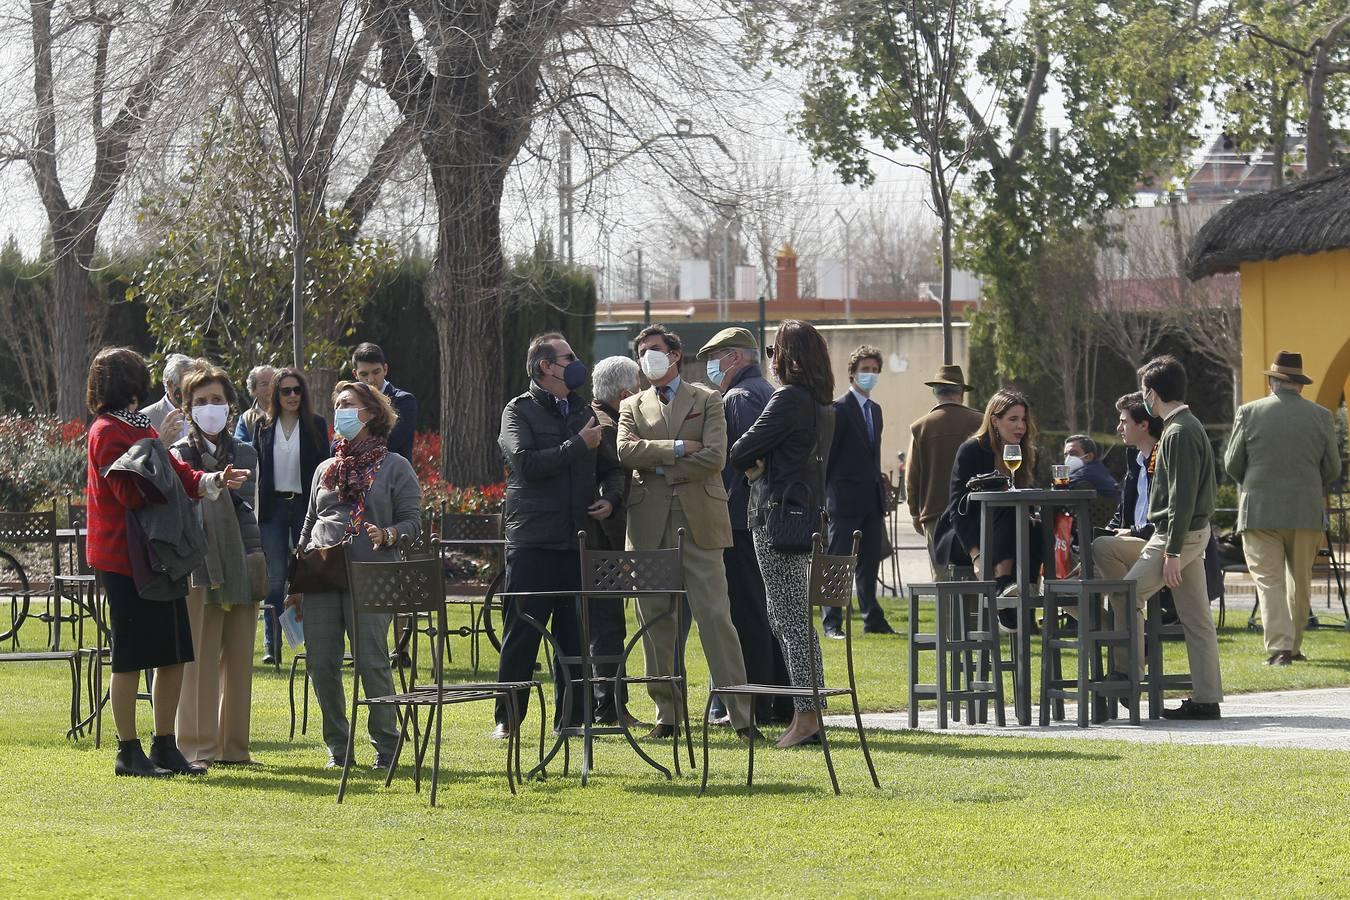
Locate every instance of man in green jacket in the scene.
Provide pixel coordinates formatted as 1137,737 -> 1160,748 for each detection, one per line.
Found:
1224,351 -> 1342,666
1124,355 -> 1223,719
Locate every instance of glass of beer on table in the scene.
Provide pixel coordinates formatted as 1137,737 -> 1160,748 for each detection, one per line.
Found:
1003,444 -> 1023,490
1052,464 -> 1071,489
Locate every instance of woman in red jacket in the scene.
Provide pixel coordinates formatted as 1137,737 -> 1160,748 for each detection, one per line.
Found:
85,348 -> 248,777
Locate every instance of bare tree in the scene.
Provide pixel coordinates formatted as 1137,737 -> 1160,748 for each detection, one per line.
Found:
366,0 -> 759,482
1093,208 -> 1175,368
853,196 -> 940,300
3,1 -> 212,418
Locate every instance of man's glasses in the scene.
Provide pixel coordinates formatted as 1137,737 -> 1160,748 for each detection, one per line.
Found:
278,386 -> 303,397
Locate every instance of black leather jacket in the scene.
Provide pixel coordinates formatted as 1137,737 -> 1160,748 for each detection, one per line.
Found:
729,384 -> 835,531
498,383 -> 623,550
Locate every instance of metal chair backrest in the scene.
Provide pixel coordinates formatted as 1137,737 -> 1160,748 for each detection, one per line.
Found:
67,501 -> 87,531
348,555 -> 446,618
0,510 -> 57,545
1085,496 -> 1119,533
577,529 -> 685,594
808,531 -> 861,609
438,512 -> 503,542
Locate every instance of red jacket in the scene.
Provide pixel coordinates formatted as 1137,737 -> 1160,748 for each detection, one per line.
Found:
86,414 -> 207,576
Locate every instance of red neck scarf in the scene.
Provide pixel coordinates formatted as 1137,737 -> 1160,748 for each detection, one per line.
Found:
322,434 -> 389,504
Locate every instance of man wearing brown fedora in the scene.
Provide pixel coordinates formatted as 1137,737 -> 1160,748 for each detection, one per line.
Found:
1224,351 -> 1341,666
906,364 -> 983,579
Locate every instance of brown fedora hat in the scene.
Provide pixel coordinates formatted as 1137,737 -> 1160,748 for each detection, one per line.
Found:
1265,350 -> 1313,385
924,364 -> 972,391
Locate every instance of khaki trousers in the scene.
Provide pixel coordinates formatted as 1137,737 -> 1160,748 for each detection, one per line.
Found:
1091,533 -> 1148,673
1122,529 -> 1223,704
177,587 -> 258,764
923,521 -> 951,582
1243,528 -> 1322,654
637,502 -> 751,729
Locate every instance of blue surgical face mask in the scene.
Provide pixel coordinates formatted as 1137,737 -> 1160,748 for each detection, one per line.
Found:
856,372 -> 879,393
562,359 -> 589,391
334,408 -> 365,440
706,357 -> 726,386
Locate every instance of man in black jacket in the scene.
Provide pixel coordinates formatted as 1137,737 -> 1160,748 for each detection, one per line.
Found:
822,346 -> 895,637
492,333 -> 615,738
351,342 -> 418,461
698,327 -> 792,724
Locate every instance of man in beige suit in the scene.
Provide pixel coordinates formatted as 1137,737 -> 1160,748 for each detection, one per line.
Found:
618,325 -> 760,742
1224,351 -> 1342,666
906,364 -> 983,579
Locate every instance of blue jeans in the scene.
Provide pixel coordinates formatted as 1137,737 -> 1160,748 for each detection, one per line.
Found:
260,494 -> 304,656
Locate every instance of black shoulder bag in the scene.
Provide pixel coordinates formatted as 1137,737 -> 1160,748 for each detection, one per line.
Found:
765,403 -> 825,553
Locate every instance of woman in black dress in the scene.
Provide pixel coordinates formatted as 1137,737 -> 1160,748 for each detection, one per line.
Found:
934,389 -> 1043,626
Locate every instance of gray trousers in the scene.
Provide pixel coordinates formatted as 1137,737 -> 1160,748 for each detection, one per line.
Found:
303,590 -> 399,759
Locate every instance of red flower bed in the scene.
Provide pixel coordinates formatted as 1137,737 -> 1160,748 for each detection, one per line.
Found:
412,430 -> 505,514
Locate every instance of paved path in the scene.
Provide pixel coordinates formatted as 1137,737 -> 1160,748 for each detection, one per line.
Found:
825,687 -> 1350,751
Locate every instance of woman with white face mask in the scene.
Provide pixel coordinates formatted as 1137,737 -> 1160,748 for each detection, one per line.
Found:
169,363 -> 265,767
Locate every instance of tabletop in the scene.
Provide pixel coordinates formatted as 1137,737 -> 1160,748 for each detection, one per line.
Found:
970,489 -> 1097,503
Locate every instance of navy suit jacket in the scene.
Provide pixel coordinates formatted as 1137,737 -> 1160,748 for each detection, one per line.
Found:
826,390 -> 885,522
1108,450 -> 1154,539
382,381 -> 418,461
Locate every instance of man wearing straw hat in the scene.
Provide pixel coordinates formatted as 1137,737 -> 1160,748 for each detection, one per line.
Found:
1224,351 -> 1341,666
906,364 -> 984,580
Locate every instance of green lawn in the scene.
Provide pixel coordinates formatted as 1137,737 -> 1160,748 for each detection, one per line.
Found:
1,597 -> 1348,897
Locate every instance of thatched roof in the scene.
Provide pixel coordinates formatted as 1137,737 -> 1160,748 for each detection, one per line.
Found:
1185,166 -> 1350,280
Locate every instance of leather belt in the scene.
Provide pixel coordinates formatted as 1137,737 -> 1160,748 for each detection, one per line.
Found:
275,491 -> 301,500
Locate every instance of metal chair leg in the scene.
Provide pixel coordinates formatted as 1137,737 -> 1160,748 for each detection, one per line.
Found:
816,708 -> 840,795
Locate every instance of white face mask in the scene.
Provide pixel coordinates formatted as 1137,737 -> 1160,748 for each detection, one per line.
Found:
1064,454 -> 1085,473
191,402 -> 230,436
641,348 -> 672,381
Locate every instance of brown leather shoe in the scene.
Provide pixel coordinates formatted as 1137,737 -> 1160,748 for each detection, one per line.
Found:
645,723 -> 676,740
736,726 -> 767,742
1264,651 -> 1293,666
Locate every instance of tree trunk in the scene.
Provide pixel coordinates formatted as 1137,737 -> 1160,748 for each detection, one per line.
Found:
51,225 -> 95,419
426,161 -> 506,486
940,206 -> 954,365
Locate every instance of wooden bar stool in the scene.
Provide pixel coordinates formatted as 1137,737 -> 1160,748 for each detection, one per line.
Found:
907,581 -> 1005,729
1144,592 -> 1193,719
1040,580 -> 1141,727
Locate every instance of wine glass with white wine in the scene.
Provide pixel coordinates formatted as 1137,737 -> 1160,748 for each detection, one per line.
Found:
1002,443 -> 1023,490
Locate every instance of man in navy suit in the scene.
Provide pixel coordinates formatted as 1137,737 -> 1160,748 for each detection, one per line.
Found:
351,341 -> 419,460
822,345 -> 895,637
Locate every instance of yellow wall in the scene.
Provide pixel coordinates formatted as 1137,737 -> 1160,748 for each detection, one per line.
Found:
1239,249 -> 1350,410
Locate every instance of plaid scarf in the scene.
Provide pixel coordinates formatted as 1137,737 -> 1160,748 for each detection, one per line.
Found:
321,433 -> 388,510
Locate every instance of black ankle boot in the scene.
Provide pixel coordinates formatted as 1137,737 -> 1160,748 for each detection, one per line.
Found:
149,735 -> 207,776
115,739 -> 174,778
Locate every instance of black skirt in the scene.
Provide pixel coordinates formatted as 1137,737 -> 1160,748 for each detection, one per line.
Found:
100,570 -> 195,673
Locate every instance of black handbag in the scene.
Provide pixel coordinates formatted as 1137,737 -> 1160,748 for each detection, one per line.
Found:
764,402 -> 826,553
765,481 -> 821,553
965,471 -> 1012,493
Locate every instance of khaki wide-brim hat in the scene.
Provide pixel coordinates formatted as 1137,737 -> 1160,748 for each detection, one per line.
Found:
923,364 -> 972,391
1265,350 -> 1313,385
697,327 -> 758,359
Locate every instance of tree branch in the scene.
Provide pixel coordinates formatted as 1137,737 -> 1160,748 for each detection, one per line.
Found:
339,117 -> 418,237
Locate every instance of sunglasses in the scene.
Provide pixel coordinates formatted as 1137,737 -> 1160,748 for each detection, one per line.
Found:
278,385 -> 303,396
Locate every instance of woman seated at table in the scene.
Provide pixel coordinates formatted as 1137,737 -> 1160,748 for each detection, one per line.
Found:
933,388 -> 1043,627
171,362 -> 265,768
286,380 -> 421,770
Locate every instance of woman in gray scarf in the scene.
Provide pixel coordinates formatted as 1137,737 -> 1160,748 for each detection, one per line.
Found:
171,362 -> 266,767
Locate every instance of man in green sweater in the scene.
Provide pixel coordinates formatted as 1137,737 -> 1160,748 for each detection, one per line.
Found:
1124,355 -> 1223,719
